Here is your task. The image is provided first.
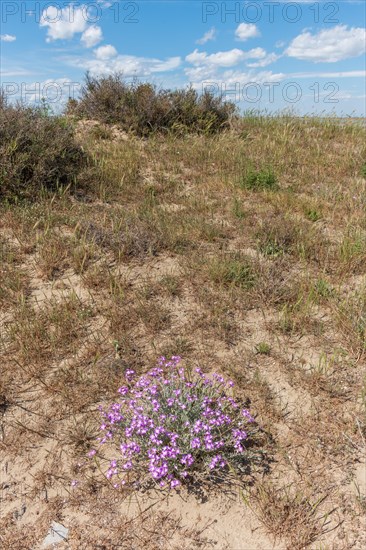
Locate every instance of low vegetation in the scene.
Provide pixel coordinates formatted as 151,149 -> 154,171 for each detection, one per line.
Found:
1,92 -> 366,548
240,166 -> 278,191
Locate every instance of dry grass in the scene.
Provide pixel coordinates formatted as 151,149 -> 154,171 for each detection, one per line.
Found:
251,482 -> 335,550
1,115 -> 366,549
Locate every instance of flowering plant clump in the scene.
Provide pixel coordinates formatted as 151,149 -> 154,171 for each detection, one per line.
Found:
89,356 -> 257,490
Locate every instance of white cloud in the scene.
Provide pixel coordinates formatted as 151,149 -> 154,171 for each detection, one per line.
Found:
40,6 -> 87,41
246,48 -> 267,60
0,69 -> 35,77
185,47 -> 282,87
0,34 -> 16,42
151,57 -> 181,72
196,27 -> 216,45
186,48 -> 267,68
65,52 -> 181,77
184,64 -> 217,82
81,25 -> 103,48
184,47 -> 280,83
186,48 -> 241,67
286,25 -> 366,62
187,68 -> 286,92
247,53 -> 280,68
94,44 -> 118,60
40,5 -> 103,47
335,92 -> 366,100
235,23 -> 260,41
288,70 -> 366,78
222,70 -> 285,85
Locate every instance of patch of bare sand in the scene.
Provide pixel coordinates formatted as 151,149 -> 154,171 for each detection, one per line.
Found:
136,489 -> 283,550
61,486 -> 284,550
115,253 -> 182,286
2,443 -> 282,550
29,271 -> 93,308
345,459 -> 366,511
260,360 -> 313,420
75,119 -> 129,142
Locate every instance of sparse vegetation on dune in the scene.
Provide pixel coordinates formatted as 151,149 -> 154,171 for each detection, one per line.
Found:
68,72 -> 237,136
1,99 -> 366,548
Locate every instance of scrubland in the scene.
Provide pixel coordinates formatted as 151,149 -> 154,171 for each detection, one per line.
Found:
1,89 -> 366,548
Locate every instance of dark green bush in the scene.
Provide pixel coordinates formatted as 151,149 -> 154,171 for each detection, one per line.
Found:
68,73 -> 237,136
0,93 -> 86,202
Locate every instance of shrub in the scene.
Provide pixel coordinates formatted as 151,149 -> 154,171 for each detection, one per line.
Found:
69,73 -> 237,136
0,93 -> 86,201
87,356 -> 258,490
240,168 -> 278,191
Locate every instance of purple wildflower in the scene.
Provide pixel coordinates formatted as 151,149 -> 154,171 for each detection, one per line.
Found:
125,369 -> 135,381
190,437 -> 201,449
181,454 -> 194,467
91,357 -> 255,491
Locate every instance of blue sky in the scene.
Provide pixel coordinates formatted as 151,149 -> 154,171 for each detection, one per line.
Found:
1,1 -> 365,114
